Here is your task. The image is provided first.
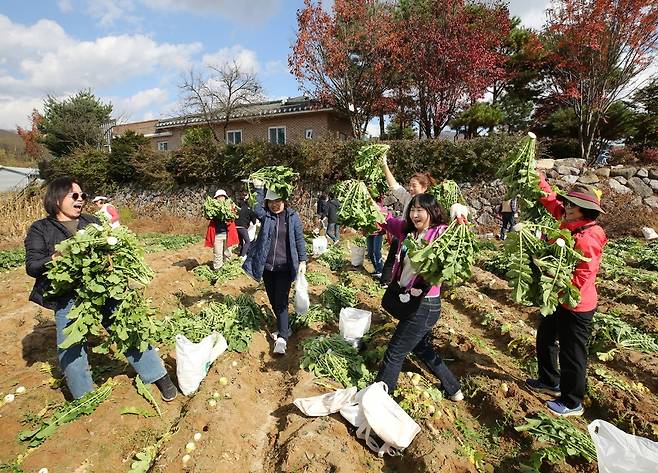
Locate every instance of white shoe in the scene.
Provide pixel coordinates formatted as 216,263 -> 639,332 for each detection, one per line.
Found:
448,390 -> 464,402
240,255 -> 247,262
271,331 -> 279,341
273,337 -> 287,355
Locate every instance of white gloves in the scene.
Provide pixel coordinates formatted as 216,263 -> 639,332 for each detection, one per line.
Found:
450,203 -> 470,223
252,178 -> 264,189
298,261 -> 307,275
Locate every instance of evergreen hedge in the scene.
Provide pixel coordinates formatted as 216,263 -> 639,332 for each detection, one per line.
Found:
40,134 -> 522,193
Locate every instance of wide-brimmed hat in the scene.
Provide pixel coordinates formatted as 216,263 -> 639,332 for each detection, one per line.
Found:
91,196 -> 108,203
558,184 -> 605,213
214,189 -> 228,198
265,189 -> 282,201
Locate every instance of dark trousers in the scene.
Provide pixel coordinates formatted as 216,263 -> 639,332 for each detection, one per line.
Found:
366,234 -> 383,274
376,297 -> 460,395
262,270 -> 293,340
536,305 -> 595,408
236,226 -> 251,257
380,238 -> 399,285
500,212 -> 515,240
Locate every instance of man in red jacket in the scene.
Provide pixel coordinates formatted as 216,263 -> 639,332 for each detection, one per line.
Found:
526,174 -> 608,417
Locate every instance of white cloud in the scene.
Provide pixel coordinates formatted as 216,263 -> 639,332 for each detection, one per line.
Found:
110,87 -> 169,119
0,96 -> 43,130
202,45 -> 261,73
57,0 -> 74,12
86,0 -> 135,27
505,0 -> 550,30
141,0 -> 281,23
0,15 -> 202,129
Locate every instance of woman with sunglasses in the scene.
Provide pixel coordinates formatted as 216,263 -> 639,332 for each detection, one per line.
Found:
525,174 -> 608,417
25,177 -> 177,401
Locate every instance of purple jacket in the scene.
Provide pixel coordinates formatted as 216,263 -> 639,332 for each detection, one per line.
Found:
384,216 -> 447,297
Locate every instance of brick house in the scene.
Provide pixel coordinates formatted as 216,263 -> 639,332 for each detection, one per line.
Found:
111,96 -> 353,151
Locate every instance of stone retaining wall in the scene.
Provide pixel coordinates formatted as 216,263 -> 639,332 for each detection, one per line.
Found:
111,161 -> 657,231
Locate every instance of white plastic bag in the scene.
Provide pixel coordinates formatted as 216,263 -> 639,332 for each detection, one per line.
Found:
175,332 -> 227,395
588,419 -> 658,473
293,386 -> 357,417
248,222 -> 258,241
642,227 -> 658,241
294,273 -> 310,315
339,308 -> 371,343
355,382 -> 421,457
312,236 -> 328,256
350,246 -> 366,266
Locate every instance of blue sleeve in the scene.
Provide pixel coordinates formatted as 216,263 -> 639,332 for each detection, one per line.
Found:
253,188 -> 268,221
294,214 -> 307,262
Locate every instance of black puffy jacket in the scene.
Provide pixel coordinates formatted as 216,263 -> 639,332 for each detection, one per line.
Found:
24,214 -> 100,309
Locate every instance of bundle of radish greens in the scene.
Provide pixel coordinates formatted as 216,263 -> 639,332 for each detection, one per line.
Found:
336,179 -> 386,233
46,220 -> 160,354
203,196 -> 238,221
405,220 -> 478,286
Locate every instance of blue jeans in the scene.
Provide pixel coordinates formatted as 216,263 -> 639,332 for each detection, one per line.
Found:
55,298 -> 166,399
376,297 -> 460,395
366,234 -> 383,274
327,223 -> 340,242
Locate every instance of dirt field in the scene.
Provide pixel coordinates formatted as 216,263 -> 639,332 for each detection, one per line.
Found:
1,231 -> 657,473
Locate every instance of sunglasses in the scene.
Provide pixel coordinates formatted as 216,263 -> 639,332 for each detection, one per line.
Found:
68,192 -> 88,201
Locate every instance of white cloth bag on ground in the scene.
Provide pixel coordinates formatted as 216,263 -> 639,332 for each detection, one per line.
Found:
293,387 -> 358,416
350,246 -> 366,266
312,236 -> 328,256
355,382 -> 421,457
175,332 -> 227,395
339,308 -> 371,342
294,273 -> 310,315
588,419 -> 658,473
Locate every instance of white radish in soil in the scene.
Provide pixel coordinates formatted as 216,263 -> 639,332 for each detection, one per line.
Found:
15,386 -> 26,394
185,442 -> 196,453
182,454 -> 191,465
231,361 -> 238,367
208,399 -> 217,407
38,469 -> 49,473
4,394 -> 15,403
194,432 -> 202,442
219,377 -> 229,386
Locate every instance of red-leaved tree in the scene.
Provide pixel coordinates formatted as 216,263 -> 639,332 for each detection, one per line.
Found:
290,0 -> 394,138
543,0 -> 658,162
388,0 -> 511,138
16,109 -> 46,159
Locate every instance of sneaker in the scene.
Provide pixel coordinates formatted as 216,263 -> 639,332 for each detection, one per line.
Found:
240,255 -> 247,262
526,378 -> 561,397
546,400 -> 584,417
448,389 -> 464,402
154,374 -> 178,402
372,273 -> 382,278
273,337 -> 287,355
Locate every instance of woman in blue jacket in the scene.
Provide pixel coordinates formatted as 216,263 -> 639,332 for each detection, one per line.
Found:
242,181 -> 307,355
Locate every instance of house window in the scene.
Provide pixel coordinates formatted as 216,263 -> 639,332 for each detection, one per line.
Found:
268,126 -> 286,144
305,129 -> 314,139
157,141 -> 168,151
227,130 -> 242,145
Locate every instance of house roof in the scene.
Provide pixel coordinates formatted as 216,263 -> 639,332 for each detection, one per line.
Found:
155,96 -> 333,129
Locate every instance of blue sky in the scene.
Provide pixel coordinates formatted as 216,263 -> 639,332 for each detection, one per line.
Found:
0,0 -> 549,133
